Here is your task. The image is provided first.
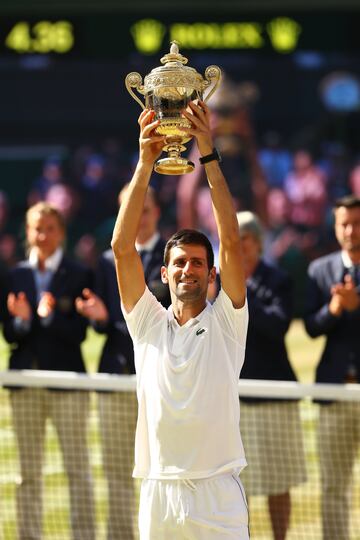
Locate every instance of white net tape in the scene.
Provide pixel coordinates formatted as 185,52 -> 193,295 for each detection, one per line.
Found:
0,371 -> 359,539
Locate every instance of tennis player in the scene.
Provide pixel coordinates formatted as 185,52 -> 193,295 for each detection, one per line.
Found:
111,100 -> 249,539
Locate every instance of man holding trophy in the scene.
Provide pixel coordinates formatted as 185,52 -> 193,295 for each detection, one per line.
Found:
111,96 -> 249,539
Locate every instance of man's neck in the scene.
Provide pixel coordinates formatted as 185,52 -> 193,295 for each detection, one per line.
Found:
171,297 -> 207,326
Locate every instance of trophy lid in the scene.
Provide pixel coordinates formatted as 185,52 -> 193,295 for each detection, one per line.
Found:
143,42 -> 206,93
160,41 -> 189,66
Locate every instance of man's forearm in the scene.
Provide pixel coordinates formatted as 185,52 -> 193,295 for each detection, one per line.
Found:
204,161 -> 240,245
111,162 -> 152,256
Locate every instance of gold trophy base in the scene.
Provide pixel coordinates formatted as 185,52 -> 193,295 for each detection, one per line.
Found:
154,133 -> 194,175
154,157 -> 195,175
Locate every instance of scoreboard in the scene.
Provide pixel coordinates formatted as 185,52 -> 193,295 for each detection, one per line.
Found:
0,11 -> 359,59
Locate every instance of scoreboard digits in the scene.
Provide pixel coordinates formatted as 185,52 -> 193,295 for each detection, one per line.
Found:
5,21 -> 74,54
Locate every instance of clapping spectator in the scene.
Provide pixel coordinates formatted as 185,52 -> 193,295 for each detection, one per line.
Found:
3,202 -> 95,540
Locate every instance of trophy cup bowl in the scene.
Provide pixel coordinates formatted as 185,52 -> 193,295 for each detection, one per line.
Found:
125,42 -> 221,175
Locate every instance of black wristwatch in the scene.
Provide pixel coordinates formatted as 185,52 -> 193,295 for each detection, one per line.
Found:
199,147 -> 222,165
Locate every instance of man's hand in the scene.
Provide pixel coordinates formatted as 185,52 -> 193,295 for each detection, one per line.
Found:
330,274 -> 360,313
182,100 -> 213,157
138,109 -> 166,166
329,274 -> 360,315
37,292 -> 56,318
75,288 -> 109,323
7,292 -> 32,321
329,290 -> 344,316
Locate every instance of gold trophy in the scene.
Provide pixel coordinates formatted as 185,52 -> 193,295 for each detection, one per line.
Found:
125,42 -> 221,175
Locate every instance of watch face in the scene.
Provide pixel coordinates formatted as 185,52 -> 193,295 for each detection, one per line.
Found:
320,72 -> 360,112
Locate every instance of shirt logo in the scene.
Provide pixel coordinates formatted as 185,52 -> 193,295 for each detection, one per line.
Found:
196,328 -> 206,336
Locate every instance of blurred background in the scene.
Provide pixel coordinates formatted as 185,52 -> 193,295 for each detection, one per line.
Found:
1,0 -> 360,316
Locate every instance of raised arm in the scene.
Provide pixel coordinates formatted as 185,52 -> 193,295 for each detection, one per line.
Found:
111,109 -> 165,313
183,101 -> 246,308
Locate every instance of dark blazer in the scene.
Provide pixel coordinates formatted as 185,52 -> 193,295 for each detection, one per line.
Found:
3,256 -> 92,373
0,268 -> 7,324
303,251 -> 360,384
240,259 -> 296,401
94,238 -> 171,375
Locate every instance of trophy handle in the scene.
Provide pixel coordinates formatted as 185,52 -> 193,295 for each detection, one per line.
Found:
125,72 -> 146,110
203,65 -> 222,103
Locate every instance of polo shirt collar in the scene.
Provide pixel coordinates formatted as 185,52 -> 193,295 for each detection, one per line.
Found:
167,301 -> 210,330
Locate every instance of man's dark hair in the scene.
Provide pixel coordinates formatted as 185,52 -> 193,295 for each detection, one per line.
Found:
164,229 -> 214,270
334,195 -> 360,211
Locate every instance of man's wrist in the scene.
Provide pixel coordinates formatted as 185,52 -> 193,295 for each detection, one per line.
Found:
136,159 -> 154,171
199,148 -> 222,165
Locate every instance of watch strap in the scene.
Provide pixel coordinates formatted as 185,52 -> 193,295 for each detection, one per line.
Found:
199,148 -> 222,164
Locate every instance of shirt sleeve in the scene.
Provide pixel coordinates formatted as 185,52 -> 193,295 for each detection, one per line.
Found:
212,288 -> 249,348
122,286 -> 167,343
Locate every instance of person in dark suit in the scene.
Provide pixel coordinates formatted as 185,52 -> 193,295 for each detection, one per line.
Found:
303,195 -> 360,540
76,185 -> 170,540
3,202 -> 95,540
237,211 -> 306,540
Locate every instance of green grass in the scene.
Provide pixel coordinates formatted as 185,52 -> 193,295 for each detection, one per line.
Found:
286,320 -> 324,383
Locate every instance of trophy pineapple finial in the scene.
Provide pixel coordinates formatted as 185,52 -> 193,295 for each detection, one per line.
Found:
160,41 -> 188,65
170,41 -> 179,54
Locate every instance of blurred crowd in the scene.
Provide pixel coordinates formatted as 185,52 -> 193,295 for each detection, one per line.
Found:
1,77 -> 360,316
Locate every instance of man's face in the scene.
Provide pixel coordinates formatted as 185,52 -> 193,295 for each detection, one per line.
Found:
161,244 -> 216,303
334,206 -> 360,257
26,213 -> 64,260
137,193 -> 160,243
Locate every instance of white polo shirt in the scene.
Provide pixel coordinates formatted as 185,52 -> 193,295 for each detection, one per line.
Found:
123,286 -> 248,480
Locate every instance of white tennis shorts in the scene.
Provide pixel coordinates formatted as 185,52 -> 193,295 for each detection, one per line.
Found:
138,472 -> 249,539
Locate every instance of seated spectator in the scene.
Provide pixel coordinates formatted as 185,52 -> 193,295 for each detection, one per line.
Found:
27,155 -> 65,206
259,131 -> 292,189
320,141 -> 350,202
264,188 -> 316,316
73,234 -> 99,270
284,149 -> 328,231
350,163 -> 360,196
45,183 -> 81,252
78,153 -> 118,232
